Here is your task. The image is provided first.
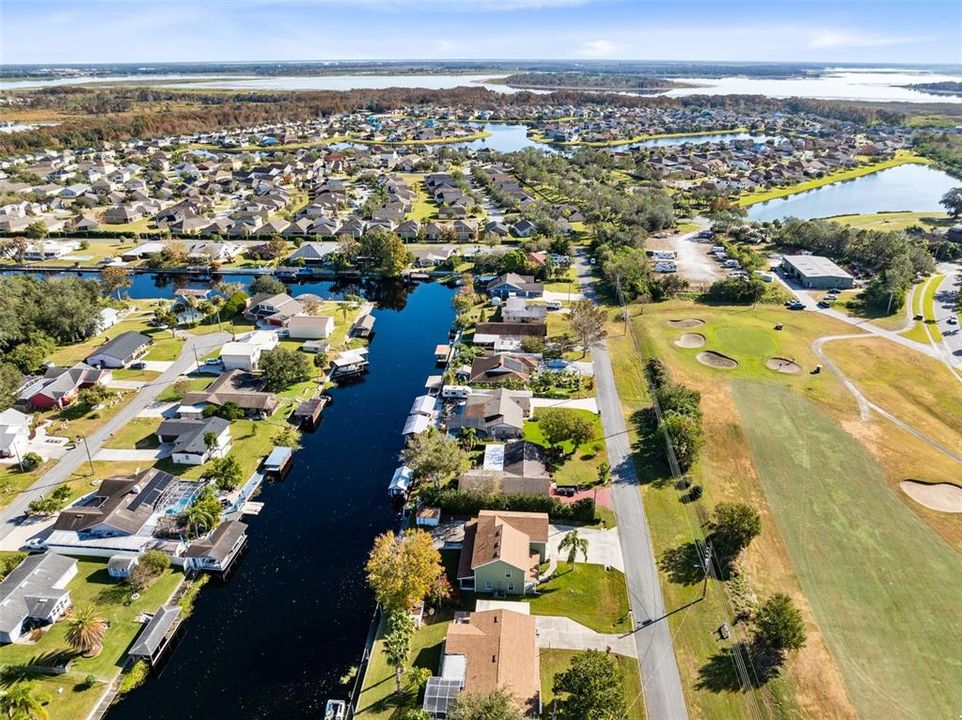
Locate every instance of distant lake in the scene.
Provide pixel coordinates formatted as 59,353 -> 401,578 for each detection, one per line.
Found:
746,164 -> 960,222
627,132 -> 771,149
5,68 -> 957,103
663,70 -> 962,103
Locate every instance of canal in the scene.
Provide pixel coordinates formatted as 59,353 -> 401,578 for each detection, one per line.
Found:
107,280 -> 455,720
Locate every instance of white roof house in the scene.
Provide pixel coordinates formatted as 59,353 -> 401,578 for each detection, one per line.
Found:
0,408 -> 31,459
219,342 -> 262,371
287,314 -> 335,340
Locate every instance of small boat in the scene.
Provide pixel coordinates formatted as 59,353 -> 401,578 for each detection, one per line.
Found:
324,699 -> 346,720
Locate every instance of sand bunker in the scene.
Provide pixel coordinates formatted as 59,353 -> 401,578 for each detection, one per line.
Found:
766,357 -> 802,374
667,318 -> 705,328
900,480 -> 962,513
696,351 -> 738,369
674,333 -> 706,349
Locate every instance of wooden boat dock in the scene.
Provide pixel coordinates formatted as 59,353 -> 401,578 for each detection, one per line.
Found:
293,395 -> 330,429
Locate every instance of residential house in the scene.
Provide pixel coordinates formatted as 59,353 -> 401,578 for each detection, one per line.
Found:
501,297 -> 547,324
244,293 -> 304,326
472,322 -> 547,351
85,331 -> 152,369
287,314 -> 334,340
447,389 -> 531,439
469,353 -> 538,385
180,370 -> 278,419
184,520 -> 248,573
0,408 -> 31,460
463,441 -> 551,496
22,362 -> 112,409
456,510 -> 549,595
156,417 -> 231,465
219,341 -> 262,371
422,609 -> 541,718
486,274 -> 544,299
0,554 -> 77,644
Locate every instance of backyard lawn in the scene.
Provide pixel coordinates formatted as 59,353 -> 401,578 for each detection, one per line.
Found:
734,382 -> 962,720
354,615 -> 450,719
0,559 -> 182,718
524,563 -> 631,634
523,409 -> 607,487
539,649 -> 645,720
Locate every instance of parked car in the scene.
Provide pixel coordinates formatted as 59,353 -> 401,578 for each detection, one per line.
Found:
786,300 -> 805,310
948,317 -> 959,326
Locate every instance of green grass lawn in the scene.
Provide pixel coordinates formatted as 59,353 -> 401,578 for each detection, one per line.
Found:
827,210 -> 950,233
143,336 -> 185,361
154,417 -> 279,481
544,267 -> 578,294
523,409 -> 608,487
102,417 -> 162,449
539,649 -> 645,720
0,673 -> 106,720
0,558 -> 182,720
156,375 -> 211,402
733,381 -> 962,720
524,563 -> 631,634
354,615 -> 450,719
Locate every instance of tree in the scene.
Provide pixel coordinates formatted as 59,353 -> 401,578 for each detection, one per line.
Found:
273,425 -> 302,451
7,333 -> 56,374
568,299 -> 607,357
25,221 -> 48,240
19,452 -> 42,472
205,455 -> 243,490
267,235 -> 288,259
596,461 -> 610,485
64,604 -> 107,657
659,410 -> 704,472
366,529 -> 444,613
383,609 -> 415,693
537,408 -> 595,449
711,502 -> 762,566
940,187 -> 962,218
183,485 -> 222,537
753,592 -> 807,654
339,293 -> 363,323
260,347 -> 312,391
0,683 -> 50,720
248,275 -> 286,296
0,364 -> 23,412
100,266 -> 132,299
552,649 -> 625,720
447,688 -> 523,720
27,484 -> 70,515
558,529 -> 589,568
457,427 -> 479,452
77,383 -> 113,409
301,295 -> 322,316
401,427 -> 470,489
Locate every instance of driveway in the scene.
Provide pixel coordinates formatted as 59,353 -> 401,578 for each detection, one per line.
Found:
136,401 -> 180,418
548,524 -> 623,571
0,331 -> 231,543
544,289 -> 584,303
93,447 -> 171,462
647,217 -> 718,286
530,397 -> 598,413
534,615 -> 638,658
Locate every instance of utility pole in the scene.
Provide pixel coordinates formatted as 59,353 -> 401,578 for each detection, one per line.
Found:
80,435 -> 95,477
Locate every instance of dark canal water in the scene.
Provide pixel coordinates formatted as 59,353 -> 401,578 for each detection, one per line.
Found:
107,280 -> 455,720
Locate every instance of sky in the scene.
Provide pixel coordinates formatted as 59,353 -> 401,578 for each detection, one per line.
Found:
0,0 -> 959,65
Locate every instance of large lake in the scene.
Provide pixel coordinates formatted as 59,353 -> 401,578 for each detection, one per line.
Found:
746,164 -> 960,222
106,279 -> 455,720
2,68 -> 957,103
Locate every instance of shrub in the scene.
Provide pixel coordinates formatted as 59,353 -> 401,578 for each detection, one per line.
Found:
19,452 -> 42,472
418,487 -> 596,524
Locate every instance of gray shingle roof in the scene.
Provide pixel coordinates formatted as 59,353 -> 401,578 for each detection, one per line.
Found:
0,554 -> 76,634
129,605 -> 181,658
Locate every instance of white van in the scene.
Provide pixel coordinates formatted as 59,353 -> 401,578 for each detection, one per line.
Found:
545,300 -> 563,311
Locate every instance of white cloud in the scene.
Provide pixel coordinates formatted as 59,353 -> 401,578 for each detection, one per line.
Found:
576,39 -> 618,58
808,29 -> 924,49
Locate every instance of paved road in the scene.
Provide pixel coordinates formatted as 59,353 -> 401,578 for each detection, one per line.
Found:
574,251 -> 689,720
0,331 -> 230,543
933,266 -> 962,367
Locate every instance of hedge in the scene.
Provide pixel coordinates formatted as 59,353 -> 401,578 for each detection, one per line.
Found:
419,487 -> 596,524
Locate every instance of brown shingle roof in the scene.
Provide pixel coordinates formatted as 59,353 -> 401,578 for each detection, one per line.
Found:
444,610 -> 540,715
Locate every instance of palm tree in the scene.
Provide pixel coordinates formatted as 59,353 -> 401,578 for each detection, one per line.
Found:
558,530 -> 589,569
183,502 -> 219,537
64,605 -> 107,658
0,683 -> 49,720
458,428 -> 478,452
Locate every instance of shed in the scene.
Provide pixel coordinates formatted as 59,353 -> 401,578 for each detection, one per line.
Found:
389,465 -> 414,497
107,554 -> 139,579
